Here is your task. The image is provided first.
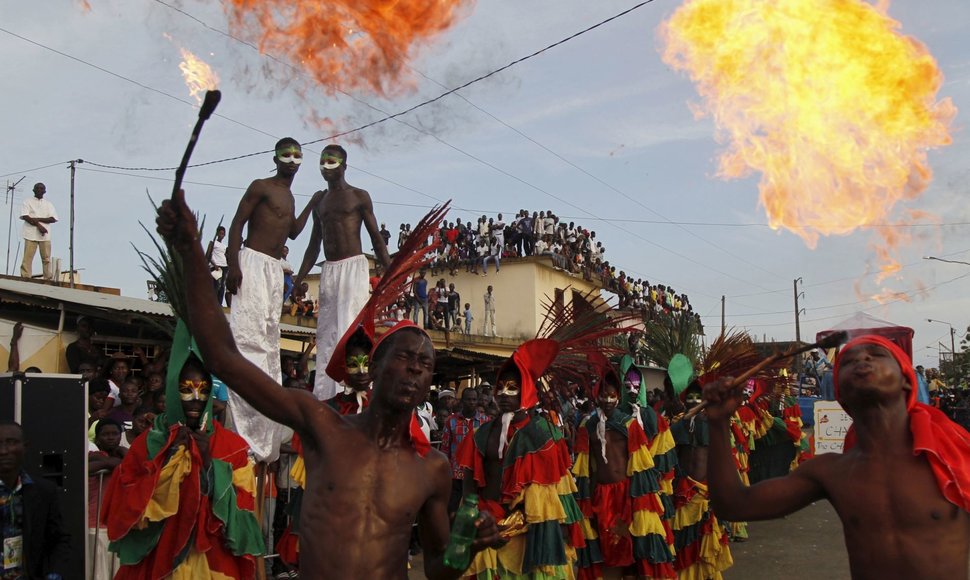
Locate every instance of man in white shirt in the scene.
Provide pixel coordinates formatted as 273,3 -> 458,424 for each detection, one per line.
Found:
20,182 -> 58,280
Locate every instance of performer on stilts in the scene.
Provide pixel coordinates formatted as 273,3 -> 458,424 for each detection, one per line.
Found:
224,138 -> 320,465
292,144 -> 392,402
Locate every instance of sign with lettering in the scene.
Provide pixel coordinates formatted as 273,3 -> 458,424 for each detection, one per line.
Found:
813,401 -> 852,455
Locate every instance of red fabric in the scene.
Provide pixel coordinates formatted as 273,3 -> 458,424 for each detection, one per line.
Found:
835,334 -> 970,512
497,338 -> 560,410
410,412 -> 431,457
477,498 -> 506,521
593,479 -> 633,568
455,432 -> 485,488
501,436 -> 571,503
275,525 -> 299,566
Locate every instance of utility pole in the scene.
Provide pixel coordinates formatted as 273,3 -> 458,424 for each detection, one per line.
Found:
794,277 -> 805,342
69,160 -> 77,288
721,295 -> 726,337
5,176 -> 25,275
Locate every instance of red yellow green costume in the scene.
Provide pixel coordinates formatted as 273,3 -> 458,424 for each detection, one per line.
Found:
457,339 -> 582,579
100,321 -> 263,578
669,415 -> 733,580
573,408 -> 677,579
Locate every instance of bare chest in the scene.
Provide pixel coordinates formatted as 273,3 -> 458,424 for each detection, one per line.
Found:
829,453 -> 963,534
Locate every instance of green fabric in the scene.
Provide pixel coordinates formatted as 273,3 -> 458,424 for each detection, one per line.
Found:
471,415 -> 563,471
113,520 -> 166,565
667,354 -> 694,396
559,492 -> 583,525
523,520 -> 569,570
211,458 -> 266,556
633,533 -> 677,563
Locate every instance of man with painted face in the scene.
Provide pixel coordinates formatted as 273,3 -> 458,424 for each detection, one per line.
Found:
573,357 -> 677,580
324,327 -> 374,415
457,338 -> 582,578
703,335 -> 970,579
156,190 -> 501,578
293,144 -> 393,402
100,331 -> 263,579
224,137 -> 321,464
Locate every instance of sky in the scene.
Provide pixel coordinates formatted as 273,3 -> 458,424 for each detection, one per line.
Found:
1,0 -> 968,368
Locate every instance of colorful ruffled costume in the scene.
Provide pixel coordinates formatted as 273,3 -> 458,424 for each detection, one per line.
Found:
574,409 -> 677,579
457,339 -> 582,579
101,321 -> 264,578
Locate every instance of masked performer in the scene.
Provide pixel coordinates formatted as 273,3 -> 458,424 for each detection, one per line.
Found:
100,322 -> 263,578
457,338 -> 582,579
573,354 -> 677,579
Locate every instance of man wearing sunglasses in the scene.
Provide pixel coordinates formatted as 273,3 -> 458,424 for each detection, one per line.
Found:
224,137 -> 322,464
292,144 -> 393,402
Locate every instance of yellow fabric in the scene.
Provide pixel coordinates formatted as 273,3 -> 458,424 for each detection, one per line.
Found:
649,428 -> 676,458
467,545 -> 499,577
517,483 -> 568,524
290,455 -> 306,489
580,518 -> 599,541
141,445 -> 192,525
169,548 -> 235,580
676,561 -> 724,580
571,452 -> 589,479
626,442 -> 655,476
660,478 -> 674,495
631,510 -> 668,537
555,474 -> 578,495
231,458 -> 257,497
496,533 -> 527,576
672,496 -> 707,530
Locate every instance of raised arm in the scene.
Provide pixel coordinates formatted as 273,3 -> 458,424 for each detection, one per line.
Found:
225,181 -> 263,295
420,453 -> 501,580
7,322 -> 22,372
157,189 -> 313,432
704,378 -> 828,521
360,190 -> 391,268
290,190 -> 323,240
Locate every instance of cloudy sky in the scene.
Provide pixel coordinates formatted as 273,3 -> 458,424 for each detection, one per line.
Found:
1,0 -> 968,367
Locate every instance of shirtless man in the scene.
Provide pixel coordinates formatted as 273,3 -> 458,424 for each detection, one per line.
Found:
156,189 -> 501,579
223,137 -> 319,463
703,335 -> 970,579
293,144 -> 392,401
574,365 -> 676,579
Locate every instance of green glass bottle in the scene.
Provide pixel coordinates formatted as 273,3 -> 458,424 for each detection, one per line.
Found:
443,493 -> 480,570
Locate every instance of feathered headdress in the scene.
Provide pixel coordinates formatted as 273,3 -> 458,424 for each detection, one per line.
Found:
535,287 -> 640,401
670,329 -> 764,402
496,338 -> 561,411
325,202 -> 450,384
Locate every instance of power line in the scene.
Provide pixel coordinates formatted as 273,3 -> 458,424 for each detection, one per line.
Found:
67,0 -> 663,172
0,161 -> 72,181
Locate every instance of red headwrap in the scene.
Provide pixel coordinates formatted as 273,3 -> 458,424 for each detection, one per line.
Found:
370,320 -> 432,457
834,334 -> 970,511
496,338 -> 560,410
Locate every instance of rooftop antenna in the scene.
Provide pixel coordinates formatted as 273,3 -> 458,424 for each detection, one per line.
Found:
5,176 -> 25,275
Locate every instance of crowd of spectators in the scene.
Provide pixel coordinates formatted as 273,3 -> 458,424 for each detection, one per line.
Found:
398,209 -> 702,330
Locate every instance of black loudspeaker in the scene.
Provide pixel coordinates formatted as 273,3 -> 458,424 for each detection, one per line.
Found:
6,372 -> 87,580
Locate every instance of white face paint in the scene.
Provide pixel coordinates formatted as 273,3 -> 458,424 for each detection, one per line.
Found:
321,160 -> 341,170
278,153 -> 303,165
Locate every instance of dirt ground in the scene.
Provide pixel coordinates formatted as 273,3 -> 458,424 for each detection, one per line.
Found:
408,501 -> 852,579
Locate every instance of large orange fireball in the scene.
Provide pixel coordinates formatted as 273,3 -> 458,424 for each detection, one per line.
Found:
659,0 -> 955,263
225,0 -> 472,97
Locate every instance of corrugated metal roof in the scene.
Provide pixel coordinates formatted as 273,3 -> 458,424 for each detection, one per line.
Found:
0,277 -> 313,336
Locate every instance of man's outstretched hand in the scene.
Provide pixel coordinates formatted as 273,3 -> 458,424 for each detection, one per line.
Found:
155,189 -> 200,253
702,377 -> 743,422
